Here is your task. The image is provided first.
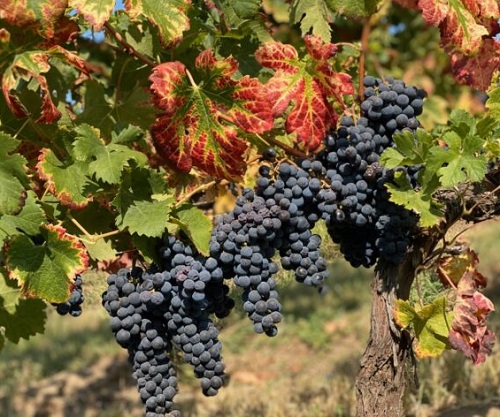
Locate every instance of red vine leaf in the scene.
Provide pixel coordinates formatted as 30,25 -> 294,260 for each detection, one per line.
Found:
397,0 -> 500,89
150,50 -> 273,180
450,39 -> 500,91
0,0 -> 69,39
255,35 -> 354,150
449,270 -> 496,365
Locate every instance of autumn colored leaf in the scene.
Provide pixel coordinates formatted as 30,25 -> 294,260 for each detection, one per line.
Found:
150,50 -> 273,180
69,0 -> 115,30
449,270 -> 496,364
450,39 -> 500,91
4,224 -> 89,303
397,0 -> 500,89
0,0 -> 68,38
394,297 -> 453,358
125,0 -> 191,46
255,35 -> 354,150
437,248 -> 486,287
2,51 -> 61,123
2,47 -> 91,123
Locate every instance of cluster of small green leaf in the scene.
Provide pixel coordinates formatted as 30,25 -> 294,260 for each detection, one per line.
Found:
381,85 -> 500,227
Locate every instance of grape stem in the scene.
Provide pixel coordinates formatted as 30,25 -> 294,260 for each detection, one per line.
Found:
104,22 -> 156,68
255,133 -> 308,159
67,212 -> 121,243
175,180 -> 219,207
358,18 -> 371,99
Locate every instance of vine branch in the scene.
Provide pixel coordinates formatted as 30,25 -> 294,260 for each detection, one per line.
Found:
104,22 -> 156,68
256,133 -> 309,159
176,180 -> 219,207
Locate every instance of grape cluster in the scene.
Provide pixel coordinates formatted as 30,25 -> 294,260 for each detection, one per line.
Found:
208,190 -> 283,336
103,76 -> 427,416
53,274 -> 84,316
315,76 -> 424,266
102,235 -> 231,417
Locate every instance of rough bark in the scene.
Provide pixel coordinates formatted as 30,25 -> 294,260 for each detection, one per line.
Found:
355,233 -> 436,417
354,178 -> 500,417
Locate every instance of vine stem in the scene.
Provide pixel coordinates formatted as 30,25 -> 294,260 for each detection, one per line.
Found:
359,18 -> 372,99
175,180 -> 219,207
437,265 -> 458,290
104,22 -> 156,68
67,212 -> 121,243
255,133 -> 309,159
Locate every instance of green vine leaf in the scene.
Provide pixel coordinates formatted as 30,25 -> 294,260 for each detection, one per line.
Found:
0,132 -> 29,215
124,0 -> 191,46
0,191 -> 46,244
0,297 -> 47,347
119,196 -> 175,237
4,224 -> 89,303
394,297 -> 453,358
72,124 -> 148,184
324,0 -> 381,17
428,131 -> 487,188
172,204 -> 212,256
218,0 -> 273,42
37,148 -> 93,209
69,0 -> 115,30
290,0 -> 332,42
385,172 -> 442,228
0,268 -> 20,314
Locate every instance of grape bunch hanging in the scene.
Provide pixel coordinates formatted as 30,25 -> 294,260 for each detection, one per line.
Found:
102,76 -> 426,416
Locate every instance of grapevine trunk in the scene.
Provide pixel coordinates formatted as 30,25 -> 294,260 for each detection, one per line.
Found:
355,258 -> 418,416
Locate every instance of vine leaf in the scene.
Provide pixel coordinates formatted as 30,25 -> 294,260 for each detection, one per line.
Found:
0,191 -> 46,244
218,0 -> 273,42
172,204 -> 212,256
2,47 -> 91,123
72,124 -> 147,184
417,0 -> 491,54
324,0 -> 381,17
124,0 -> 191,46
394,297 -> 453,358
396,0 -> 500,89
290,0 -> 332,42
451,40 -> 500,92
428,130 -> 487,188
255,35 -> 354,150
4,224 -> 89,303
150,50 -> 273,180
37,149 -> 93,208
0,296 -> 46,347
437,248 -> 485,287
0,0 -> 68,38
385,172 -> 442,227
0,132 -> 29,215
69,0 -> 115,30
449,270 -> 495,364
2,51 -> 61,123
0,268 -> 20,314
119,196 -> 175,237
